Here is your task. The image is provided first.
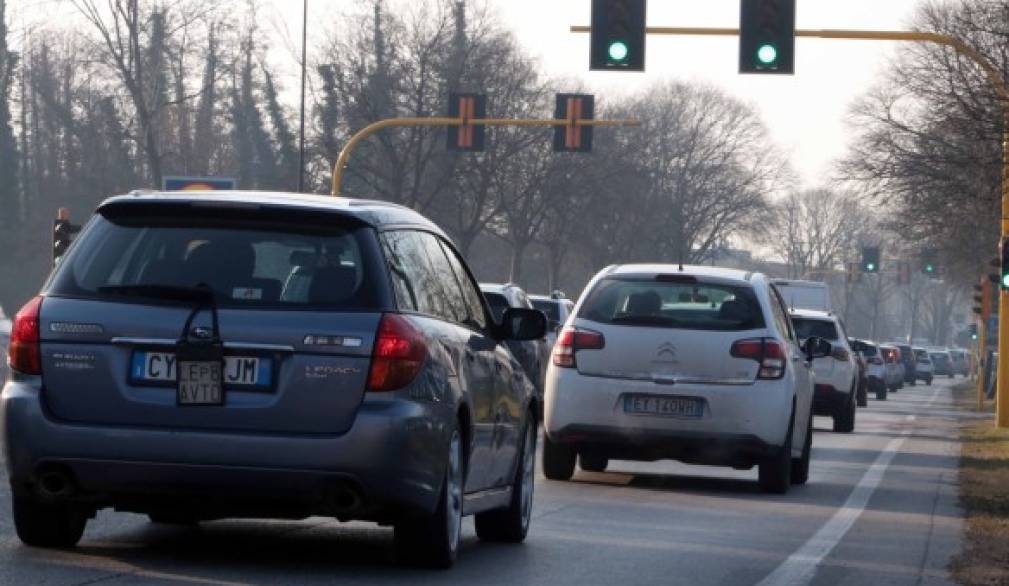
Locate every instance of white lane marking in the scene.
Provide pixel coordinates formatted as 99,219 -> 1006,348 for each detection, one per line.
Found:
756,386 -> 943,586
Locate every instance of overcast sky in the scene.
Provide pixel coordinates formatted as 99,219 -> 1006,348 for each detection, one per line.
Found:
13,0 -> 923,187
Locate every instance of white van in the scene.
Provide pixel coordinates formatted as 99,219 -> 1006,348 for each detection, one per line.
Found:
773,280 -> 831,312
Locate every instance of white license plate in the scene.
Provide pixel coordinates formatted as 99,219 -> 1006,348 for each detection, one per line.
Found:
624,395 -> 705,419
177,360 -> 223,405
132,352 -> 269,387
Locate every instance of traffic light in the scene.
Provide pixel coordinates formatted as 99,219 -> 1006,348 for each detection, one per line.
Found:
969,324 -> 979,342
590,0 -> 646,72
920,249 -> 938,276
554,94 -> 595,153
973,277 -> 995,318
447,93 -> 486,152
739,0 -> 796,74
1001,237 -> 1009,290
861,246 -> 880,273
52,207 -> 80,264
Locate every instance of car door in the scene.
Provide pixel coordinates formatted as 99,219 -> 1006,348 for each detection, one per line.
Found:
771,286 -> 812,442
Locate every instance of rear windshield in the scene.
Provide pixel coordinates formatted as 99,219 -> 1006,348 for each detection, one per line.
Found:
578,278 -> 765,331
48,209 -> 387,310
791,318 -> 839,341
860,344 -> 879,357
915,350 -> 930,360
532,300 -> 561,323
484,292 -> 510,323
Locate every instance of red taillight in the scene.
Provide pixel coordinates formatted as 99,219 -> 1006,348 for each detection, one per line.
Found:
831,348 -> 850,362
552,326 -> 605,368
367,314 -> 427,392
730,337 -> 785,380
8,296 -> 43,375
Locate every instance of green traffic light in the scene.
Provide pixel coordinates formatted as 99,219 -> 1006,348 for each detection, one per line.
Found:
757,44 -> 778,65
1002,273 -> 1009,289
608,41 -> 629,62
866,263 -> 876,272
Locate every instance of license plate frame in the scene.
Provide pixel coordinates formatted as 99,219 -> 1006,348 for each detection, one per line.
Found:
130,351 -> 272,390
623,394 -> 705,419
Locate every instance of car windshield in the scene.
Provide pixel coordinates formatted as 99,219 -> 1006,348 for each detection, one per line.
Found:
47,210 -> 384,310
792,318 -> 839,341
483,292 -> 510,323
578,278 -> 765,331
532,299 -> 561,323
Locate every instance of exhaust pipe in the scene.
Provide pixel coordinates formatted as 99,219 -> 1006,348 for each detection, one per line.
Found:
327,485 -> 363,517
35,467 -> 75,499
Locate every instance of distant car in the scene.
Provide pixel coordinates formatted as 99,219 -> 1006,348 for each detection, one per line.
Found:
530,293 -> 575,349
790,310 -> 858,432
879,344 -> 904,393
930,350 -> 954,378
2,192 -> 547,567
481,283 -> 550,399
914,348 -> 934,384
847,338 -> 869,407
859,341 -> 889,401
948,349 -> 969,377
896,343 -> 917,386
544,264 -> 828,494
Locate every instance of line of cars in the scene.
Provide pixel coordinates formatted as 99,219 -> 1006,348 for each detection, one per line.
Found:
844,342 -> 968,401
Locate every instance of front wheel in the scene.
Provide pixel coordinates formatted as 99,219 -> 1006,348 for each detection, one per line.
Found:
475,417 -> 536,543
542,435 -> 576,481
12,490 -> 87,548
395,428 -> 463,569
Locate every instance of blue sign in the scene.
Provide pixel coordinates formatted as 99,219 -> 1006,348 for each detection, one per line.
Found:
162,176 -> 237,191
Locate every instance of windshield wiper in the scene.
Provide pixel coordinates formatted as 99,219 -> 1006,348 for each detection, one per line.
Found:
98,284 -> 215,304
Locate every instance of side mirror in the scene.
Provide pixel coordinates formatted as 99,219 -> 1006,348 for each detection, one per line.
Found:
501,308 -> 547,341
802,337 -> 832,361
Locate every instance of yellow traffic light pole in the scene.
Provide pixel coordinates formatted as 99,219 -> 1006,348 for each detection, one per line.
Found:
330,117 -> 640,197
571,24 -> 1009,426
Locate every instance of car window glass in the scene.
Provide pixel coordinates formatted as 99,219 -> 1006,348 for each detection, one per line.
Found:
769,287 -> 795,341
415,232 -> 469,325
436,239 -> 488,331
791,318 -> 839,341
484,292 -> 510,323
380,231 -> 454,320
532,300 -> 561,323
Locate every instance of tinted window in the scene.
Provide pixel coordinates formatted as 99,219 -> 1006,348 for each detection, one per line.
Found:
380,231 -> 459,322
437,239 -> 488,330
769,287 -> 795,341
792,318 -> 839,341
861,344 -> 879,357
484,292 -> 510,323
532,300 -> 561,323
578,278 -> 766,331
49,211 -> 384,309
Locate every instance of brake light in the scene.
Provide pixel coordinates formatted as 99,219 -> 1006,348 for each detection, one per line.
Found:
831,348 -> 850,362
8,296 -> 43,375
367,314 -> 427,392
552,326 -> 605,368
730,338 -> 785,380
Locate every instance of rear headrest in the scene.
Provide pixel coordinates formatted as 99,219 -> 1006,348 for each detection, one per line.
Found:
626,291 -> 661,315
718,299 -> 751,322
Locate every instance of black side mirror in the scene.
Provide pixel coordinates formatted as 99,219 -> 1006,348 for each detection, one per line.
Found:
802,337 -> 832,361
501,308 -> 547,341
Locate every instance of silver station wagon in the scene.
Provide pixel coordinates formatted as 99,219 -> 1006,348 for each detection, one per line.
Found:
2,191 -> 546,569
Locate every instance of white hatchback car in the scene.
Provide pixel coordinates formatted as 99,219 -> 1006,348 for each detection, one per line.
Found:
543,265 -> 830,494
789,310 -> 859,433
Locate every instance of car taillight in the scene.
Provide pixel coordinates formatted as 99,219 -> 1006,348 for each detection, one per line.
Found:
730,338 -> 785,380
367,313 -> 427,392
552,326 -> 605,368
8,296 -> 43,375
831,348 -> 850,362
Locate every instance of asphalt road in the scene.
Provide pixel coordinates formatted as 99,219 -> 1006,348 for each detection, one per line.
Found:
0,377 -> 970,586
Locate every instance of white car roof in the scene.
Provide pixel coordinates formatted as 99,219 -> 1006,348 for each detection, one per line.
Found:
788,308 -> 836,320
607,264 -> 757,284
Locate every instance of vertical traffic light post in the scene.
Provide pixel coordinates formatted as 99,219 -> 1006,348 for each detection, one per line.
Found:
573,8 -> 1009,427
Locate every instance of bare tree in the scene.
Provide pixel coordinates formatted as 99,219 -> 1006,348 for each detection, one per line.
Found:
772,189 -> 872,279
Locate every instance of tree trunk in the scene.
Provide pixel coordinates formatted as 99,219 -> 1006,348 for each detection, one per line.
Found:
509,241 -> 528,285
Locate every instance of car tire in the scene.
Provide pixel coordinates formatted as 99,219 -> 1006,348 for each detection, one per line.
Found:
856,382 -> 868,408
475,417 -> 536,543
542,435 -> 576,481
926,377 -> 933,385
759,416 -> 793,494
395,427 -> 463,569
909,379 -> 916,387
579,453 -> 609,473
791,412 -> 812,485
833,394 -> 856,433
12,490 -> 87,548
876,384 -> 887,401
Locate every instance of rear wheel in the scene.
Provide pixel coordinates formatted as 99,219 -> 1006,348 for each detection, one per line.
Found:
926,376 -> 933,385
856,381 -> 868,408
791,412 -> 812,485
542,435 -> 576,481
395,428 -> 463,569
876,384 -> 888,401
759,417 -> 793,494
475,416 -> 536,543
833,394 -> 856,433
579,453 -> 609,473
12,490 -> 87,548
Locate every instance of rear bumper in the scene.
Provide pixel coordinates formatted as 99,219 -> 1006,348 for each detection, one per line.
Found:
2,379 -> 451,521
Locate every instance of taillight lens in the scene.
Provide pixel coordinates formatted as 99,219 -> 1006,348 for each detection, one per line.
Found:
367,314 -> 427,392
730,338 -> 785,380
831,348 -> 850,362
552,326 -> 605,368
8,296 -> 43,375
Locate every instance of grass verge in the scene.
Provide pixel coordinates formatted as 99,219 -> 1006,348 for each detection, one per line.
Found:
951,382 -> 1009,586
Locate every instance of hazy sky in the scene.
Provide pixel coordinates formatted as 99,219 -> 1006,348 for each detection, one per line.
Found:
13,0 -> 924,187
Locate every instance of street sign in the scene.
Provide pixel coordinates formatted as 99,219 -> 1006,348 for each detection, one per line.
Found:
447,93 -> 487,152
162,176 -> 237,191
554,94 -> 595,153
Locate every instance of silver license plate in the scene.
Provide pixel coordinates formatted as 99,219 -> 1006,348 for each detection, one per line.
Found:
624,395 -> 704,419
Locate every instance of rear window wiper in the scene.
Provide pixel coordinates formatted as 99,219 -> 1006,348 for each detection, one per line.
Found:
97,284 -> 215,304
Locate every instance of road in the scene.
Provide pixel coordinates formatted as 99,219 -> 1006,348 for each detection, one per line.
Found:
0,378 -> 969,586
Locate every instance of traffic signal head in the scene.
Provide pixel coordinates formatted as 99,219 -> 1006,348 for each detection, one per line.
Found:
920,249 -> 938,276
861,246 -> 880,273
739,0 -> 796,75
590,0 -> 646,72
554,94 -> 595,153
